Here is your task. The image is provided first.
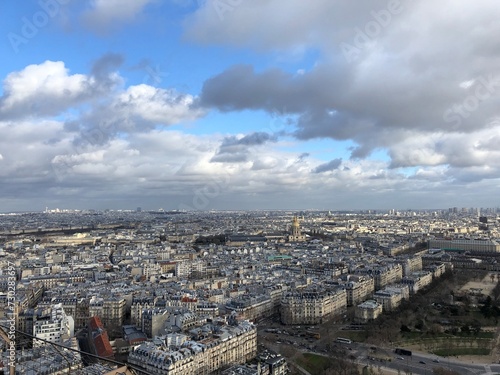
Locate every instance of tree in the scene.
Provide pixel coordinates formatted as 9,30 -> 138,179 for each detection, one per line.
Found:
492,281 -> 500,302
470,320 -> 481,335
415,319 -> 425,331
400,324 -> 411,333
481,296 -> 493,318
461,324 -> 470,335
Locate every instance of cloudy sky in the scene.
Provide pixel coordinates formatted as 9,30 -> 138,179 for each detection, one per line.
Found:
1,0 -> 500,212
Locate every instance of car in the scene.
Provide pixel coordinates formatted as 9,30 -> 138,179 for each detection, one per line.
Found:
419,360 -> 426,364
397,357 -> 404,360
433,359 -> 440,363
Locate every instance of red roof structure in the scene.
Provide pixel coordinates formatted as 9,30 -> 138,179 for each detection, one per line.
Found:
89,316 -> 114,359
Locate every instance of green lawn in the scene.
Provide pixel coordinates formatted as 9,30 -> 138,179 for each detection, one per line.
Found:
433,348 -> 491,356
401,331 -> 494,340
454,331 -> 494,339
401,332 -> 423,340
336,331 -> 367,341
296,353 -> 333,374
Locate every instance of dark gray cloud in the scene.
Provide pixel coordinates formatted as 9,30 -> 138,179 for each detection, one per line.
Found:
210,153 -> 248,163
298,153 -> 310,161
195,1 -> 500,168
201,65 -> 305,112
91,53 -> 124,77
314,158 -> 342,173
90,53 -> 125,89
211,132 -> 278,163
224,132 -> 278,147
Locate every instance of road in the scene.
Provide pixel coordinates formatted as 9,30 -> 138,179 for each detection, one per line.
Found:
257,321 -> 500,374
349,342 -> 500,375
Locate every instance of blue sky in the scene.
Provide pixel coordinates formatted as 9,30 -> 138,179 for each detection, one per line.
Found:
0,0 -> 499,212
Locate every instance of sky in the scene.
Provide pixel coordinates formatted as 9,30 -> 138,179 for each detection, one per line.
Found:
0,0 -> 500,212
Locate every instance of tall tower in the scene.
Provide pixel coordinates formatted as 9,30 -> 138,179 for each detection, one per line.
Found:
288,216 -> 305,242
291,216 -> 301,237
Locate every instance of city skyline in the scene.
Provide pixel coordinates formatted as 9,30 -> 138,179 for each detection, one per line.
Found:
1,1 -> 500,212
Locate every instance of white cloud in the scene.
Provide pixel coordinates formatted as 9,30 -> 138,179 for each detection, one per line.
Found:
0,116 -> 498,210
0,59 -> 204,145
389,127 -> 500,170
82,0 -> 155,33
115,84 -> 205,125
0,115 -> 405,208
0,61 -> 98,119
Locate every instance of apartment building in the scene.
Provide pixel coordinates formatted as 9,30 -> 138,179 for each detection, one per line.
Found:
166,310 -> 201,332
225,294 -> 274,322
373,289 -> 401,312
33,303 -> 74,347
141,308 -> 170,338
0,337 -> 83,374
354,300 -> 383,323
89,296 -> 127,330
425,263 -> 447,279
131,297 -> 155,327
50,297 -> 89,329
24,274 -> 86,288
355,264 -> 403,290
343,276 -> 374,306
128,321 -> 257,375
143,263 -> 163,279
267,285 -> 287,314
280,288 -> 346,325
376,264 -> 403,290
401,271 -> 433,294
399,255 -> 423,276
165,333 -> 189,348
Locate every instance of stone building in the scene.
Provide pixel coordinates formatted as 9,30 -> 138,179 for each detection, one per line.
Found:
128,321 -> 257,375
281,288 -> 346,325
354,300 -> 383,323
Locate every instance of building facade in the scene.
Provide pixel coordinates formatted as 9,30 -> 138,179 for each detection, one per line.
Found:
344,276 -> 374,306
128,322 -> 257,375
429,238 -> 500,253
280,288 -> 346,325
354,300 -> 383,323
33,303 -> 74,347
401,271 -> 433,294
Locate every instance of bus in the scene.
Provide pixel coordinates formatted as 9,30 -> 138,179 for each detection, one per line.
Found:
335,337 -> 352,344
